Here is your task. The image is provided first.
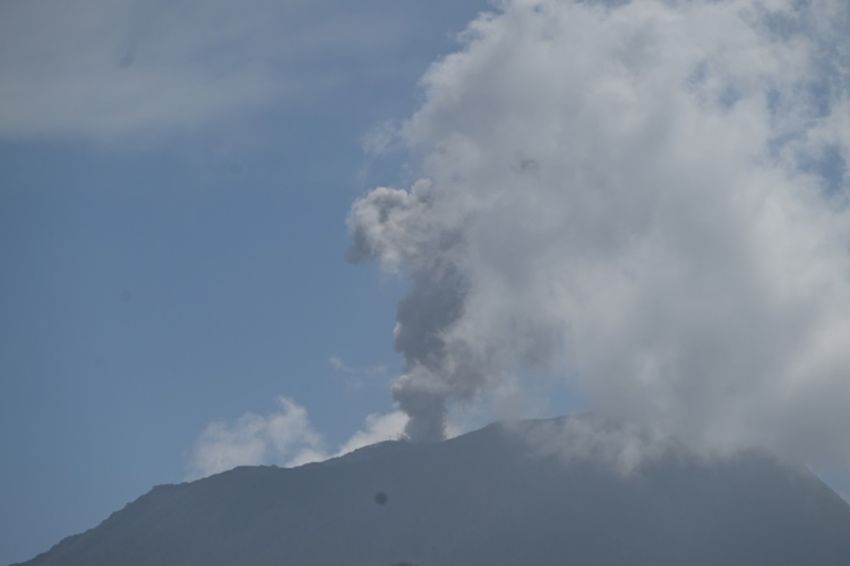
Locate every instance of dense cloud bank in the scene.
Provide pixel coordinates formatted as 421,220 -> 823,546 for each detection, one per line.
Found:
348,0 -> 850,472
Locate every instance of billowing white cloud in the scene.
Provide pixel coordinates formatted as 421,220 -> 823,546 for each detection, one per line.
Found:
187,398 -> 408,479
348,0 -> 850,474
187,397 -> 326,479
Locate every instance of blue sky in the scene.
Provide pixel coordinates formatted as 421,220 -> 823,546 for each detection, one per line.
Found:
0,2 -> 487,563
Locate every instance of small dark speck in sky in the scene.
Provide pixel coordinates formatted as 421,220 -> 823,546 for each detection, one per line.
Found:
118,52 -> 135,68
374,492 -> 388,506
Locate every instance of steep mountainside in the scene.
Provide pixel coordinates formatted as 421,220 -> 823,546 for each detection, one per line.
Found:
15,418 -> 850,566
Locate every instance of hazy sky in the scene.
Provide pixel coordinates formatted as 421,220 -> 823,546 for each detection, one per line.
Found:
3,1 -> 850,564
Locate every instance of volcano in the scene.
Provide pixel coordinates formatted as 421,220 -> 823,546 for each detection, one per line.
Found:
15,417 -> 850,566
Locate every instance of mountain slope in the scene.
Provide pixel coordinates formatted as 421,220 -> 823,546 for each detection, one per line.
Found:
15,417 -> 850,566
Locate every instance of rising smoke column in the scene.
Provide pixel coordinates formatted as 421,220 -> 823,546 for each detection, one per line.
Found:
348,0 -> 850,469
348,181 -> 482,441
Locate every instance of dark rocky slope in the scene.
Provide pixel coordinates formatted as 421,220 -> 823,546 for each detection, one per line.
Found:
15,417 -> 850,565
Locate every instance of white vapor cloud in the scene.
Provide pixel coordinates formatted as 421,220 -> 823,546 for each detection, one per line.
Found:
187,397 -> 408,479
515,416 -> 674,476
187,397 -> 326,479
335,410 -> 410,455
347,0 -> 850,475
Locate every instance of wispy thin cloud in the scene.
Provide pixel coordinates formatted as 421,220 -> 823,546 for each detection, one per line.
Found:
328,354 -> 388,378
0,0 -> 410,140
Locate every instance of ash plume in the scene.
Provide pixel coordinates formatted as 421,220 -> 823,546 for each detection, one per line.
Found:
348,0 -> 850,474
